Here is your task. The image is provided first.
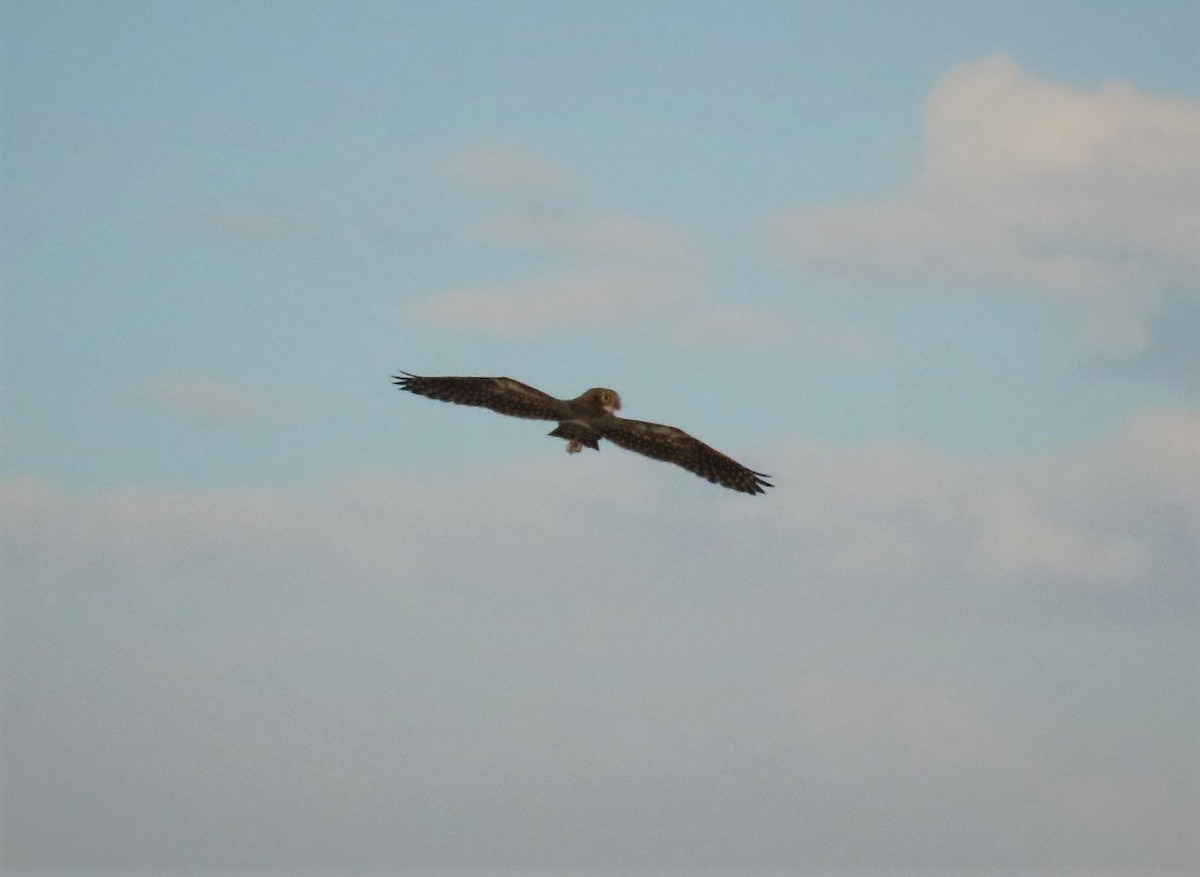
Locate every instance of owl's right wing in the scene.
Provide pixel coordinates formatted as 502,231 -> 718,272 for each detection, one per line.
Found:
393,373 -> 572,421
594,417 -> 772,495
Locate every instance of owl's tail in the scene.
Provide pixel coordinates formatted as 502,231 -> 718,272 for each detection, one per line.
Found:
548,421 -> 600,451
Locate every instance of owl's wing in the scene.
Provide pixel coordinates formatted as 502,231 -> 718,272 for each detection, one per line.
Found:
393,373 -> 572,421
594,417 -> 772,495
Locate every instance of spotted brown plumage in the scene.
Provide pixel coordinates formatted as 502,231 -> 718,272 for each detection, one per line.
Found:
593,417 -> 772,495
393,372 -> 772,495
393,373 -> 571,420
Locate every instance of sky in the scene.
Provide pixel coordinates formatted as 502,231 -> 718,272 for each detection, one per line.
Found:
1,1 -> 1198,874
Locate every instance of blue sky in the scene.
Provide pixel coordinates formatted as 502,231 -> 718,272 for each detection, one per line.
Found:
2,1 -> 1198,874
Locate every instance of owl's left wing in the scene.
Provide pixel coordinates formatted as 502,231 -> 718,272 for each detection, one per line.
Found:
595,417 -> 772,495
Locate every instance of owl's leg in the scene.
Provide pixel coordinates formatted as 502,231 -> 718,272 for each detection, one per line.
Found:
565,440 -> 583,454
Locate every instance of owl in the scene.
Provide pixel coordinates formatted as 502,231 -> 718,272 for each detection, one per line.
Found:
394,372 -> 771,495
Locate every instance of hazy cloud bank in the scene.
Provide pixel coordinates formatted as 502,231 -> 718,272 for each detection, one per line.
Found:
3,408 -> 1195,871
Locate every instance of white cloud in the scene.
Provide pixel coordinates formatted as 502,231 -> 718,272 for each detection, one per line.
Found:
785,669 -> 1198,860
731,407 -> 1200,602
415,260 -> 813,348
769,54 -> 1200,353
145,376 -> 288,423
407,202 -> 704,336
173,204 -> 319,243
969,485 -> 1148,585
408,266 -> 693,335
440,143 -> 575,192
474,209 -> 694,264
667,301 -> 887,357
788,672 -> 1035,780
1116,406 -> 1200,497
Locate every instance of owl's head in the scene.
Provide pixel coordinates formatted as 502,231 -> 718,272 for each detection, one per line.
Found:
585,387 -> 622,414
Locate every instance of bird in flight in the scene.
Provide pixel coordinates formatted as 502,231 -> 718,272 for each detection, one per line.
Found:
393,372 -> 772,495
